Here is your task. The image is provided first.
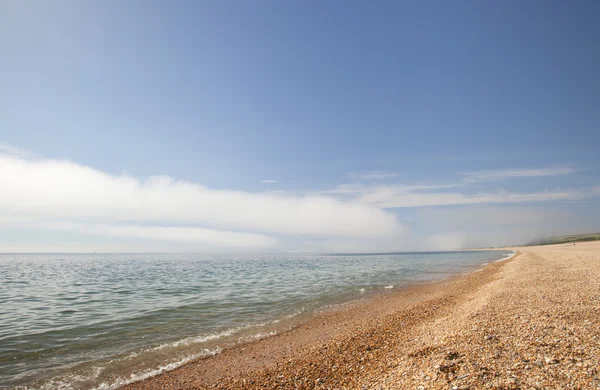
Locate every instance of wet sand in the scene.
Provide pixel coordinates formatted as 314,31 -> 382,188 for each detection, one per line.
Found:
125,242 -> 600,389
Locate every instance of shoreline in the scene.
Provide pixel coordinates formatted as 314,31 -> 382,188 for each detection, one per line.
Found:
124,242 -> 600,388
2,251 -> 512,390
123,250 -> 520,389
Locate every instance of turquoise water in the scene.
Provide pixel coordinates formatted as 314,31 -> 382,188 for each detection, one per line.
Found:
0,251 -> 512,389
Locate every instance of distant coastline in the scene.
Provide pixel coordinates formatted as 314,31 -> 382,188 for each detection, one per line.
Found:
526,232 -> 600,246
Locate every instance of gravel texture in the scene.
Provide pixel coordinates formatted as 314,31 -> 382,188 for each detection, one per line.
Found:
125,242 -> 600,389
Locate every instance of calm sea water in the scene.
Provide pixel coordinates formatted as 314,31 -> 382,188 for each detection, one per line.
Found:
0,251 -> 512,389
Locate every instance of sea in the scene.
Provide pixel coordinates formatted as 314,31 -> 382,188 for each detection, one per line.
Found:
0,250 -> 513,389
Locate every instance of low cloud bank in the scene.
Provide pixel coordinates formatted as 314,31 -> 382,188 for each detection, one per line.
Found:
2,152 -> 597,252
0,155 -> 404,249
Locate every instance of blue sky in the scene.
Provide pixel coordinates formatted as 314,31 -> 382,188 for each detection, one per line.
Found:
1,1 -> 599,252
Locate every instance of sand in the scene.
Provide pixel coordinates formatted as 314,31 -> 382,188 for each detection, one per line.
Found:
125,241 -> 600,389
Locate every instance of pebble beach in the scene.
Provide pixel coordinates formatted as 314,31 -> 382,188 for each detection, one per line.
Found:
125,241 -> 600,389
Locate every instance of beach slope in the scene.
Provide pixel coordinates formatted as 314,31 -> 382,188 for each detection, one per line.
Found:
126,242 -> 600,389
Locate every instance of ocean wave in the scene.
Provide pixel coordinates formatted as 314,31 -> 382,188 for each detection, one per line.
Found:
238,331 -> 278,343
496,251 -> 516,262
284,307 -> 306,319
34,321 -> 288,390
91,348 -> 221,390
143,318 -> 285,353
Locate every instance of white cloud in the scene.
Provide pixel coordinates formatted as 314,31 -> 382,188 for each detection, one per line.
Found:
417,206 -> 570,228
346,171 -> 397,180
314,174 -> 594,209
0,142 -> 38,158
356,187 -> 586,208
40,221 -> 278,248
293,231 -> 468,252
0,155 -> 404,245
462,167 -> 575,183
423,232 -> 467,251
2,151 -> 595,252
322,183 -> 459,195
414,205 -> 600,249
259,179 -> 278,184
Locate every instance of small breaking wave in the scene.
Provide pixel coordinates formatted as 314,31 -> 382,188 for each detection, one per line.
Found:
35,321 -> 288,390
91,348 -> 221,390
496,251 -> 516,262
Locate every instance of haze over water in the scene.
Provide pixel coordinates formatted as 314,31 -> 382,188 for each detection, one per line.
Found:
0,250 -> 512,389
